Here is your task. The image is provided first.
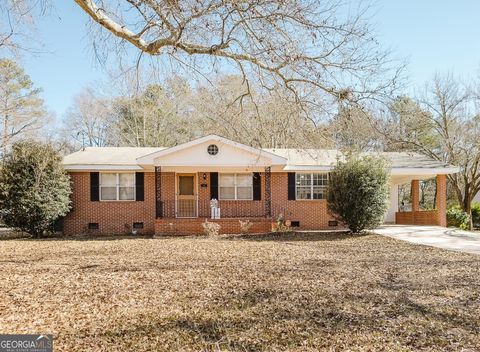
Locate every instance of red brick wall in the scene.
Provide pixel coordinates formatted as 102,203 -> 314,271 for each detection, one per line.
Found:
395,210 -> 440,225
271,173 -> 338,230
64,172 -> 173,235
64,171 -> 340,235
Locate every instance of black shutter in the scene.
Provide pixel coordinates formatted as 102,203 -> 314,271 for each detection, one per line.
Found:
253,172 -> 261,200
288,172 -> 296,200
135,172 -> 144,201
210,172 -> 219,200
90,172 -> 99,201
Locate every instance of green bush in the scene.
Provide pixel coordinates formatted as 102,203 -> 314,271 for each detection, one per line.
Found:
327,155 -> 389,233
446,205 -> 470,230
0,141 -> 71,237
471,203 -> 480,228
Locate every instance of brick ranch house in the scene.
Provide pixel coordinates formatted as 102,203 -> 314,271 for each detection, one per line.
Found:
62,135 -> 459,235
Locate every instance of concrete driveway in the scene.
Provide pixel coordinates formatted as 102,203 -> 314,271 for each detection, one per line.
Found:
373,225 -> 480,255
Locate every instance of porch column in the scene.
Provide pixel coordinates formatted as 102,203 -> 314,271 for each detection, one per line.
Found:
436,174 -> 447,227
264,166 -> 272,217
411,179 -> 420,212
155,166 -> 162,218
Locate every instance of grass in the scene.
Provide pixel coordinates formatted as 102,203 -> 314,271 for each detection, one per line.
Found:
0,232 -> 479,351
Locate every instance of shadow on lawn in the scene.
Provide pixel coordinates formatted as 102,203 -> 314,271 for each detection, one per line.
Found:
2,234 -> 158,242
3,232 -> 371,242
225,231 -> 367,242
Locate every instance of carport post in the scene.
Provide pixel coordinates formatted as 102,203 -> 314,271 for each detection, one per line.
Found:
436,175 -> 447,227
411,179 -> 420,212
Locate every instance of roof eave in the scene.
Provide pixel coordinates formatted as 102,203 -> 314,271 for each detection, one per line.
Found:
63,164 -> 144,171
283,165 -> 460,175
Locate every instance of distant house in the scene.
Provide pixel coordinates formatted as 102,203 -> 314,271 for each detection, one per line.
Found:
62,135 -> 459,235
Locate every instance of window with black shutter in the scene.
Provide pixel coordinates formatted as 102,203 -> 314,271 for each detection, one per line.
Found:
287,172 -> 296,200
90,172 -> 99,201
253,172 -> 261,200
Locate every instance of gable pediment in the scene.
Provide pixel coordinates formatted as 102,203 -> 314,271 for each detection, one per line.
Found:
136,135 -> 286,167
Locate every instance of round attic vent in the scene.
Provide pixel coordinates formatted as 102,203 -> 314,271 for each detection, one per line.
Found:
207,144 -> 219,155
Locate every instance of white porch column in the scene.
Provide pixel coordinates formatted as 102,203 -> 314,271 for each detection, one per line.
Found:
384,183 -> 399,223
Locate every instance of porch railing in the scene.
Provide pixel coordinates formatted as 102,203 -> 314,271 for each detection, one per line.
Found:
157,197 -> 292,219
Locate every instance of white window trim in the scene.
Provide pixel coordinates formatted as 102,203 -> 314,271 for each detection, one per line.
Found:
219,173 -> 253,201
295,173 -> 328,200
100,172 -> 136,201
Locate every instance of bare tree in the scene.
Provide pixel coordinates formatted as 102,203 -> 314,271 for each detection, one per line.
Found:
192,75 -> 330,148
329,104 -> 382,151
64,71 -> 335,149
62,87 -> 114,148
0,58 -> 47,154
73,0 -> 403,120
0,0 -> 49,54
110,79 -> 195,147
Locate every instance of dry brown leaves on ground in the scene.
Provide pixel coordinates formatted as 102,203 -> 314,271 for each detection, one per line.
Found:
0,232 -> 479,351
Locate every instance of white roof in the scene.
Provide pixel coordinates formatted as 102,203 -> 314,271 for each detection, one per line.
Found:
265,149 -> 453,168
63,147 -> 164,170
265,148 -> 459,174
263,149 -> 340,166
62,136 -> 459,175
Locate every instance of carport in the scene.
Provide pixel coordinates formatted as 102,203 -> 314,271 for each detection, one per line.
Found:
383,153 -> 459,226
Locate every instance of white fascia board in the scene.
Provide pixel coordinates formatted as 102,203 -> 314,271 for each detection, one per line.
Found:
136,134 -> 287,165
63,164 -> 144,171
390,167 -> 460,175
283,165 -> 333,171
283,165 -> 460,175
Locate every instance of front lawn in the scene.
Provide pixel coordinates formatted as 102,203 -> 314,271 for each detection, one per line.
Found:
0,233 -> 479,351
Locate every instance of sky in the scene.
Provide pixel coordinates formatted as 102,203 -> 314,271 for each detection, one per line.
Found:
18,0 -> 480,121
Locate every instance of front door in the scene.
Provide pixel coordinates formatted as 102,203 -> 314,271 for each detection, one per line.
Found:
177,174 -> 196,217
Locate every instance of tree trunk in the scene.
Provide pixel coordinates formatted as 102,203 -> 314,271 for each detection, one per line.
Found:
461,193 -> 473,231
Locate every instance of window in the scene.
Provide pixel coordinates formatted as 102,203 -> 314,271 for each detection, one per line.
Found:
207,144 -> 219,155
100,173 -> 135,201
295,173 -> 328,200
219,173 -> 253,200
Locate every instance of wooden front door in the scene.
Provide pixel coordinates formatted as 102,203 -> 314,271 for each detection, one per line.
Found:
176,174 -> 196,218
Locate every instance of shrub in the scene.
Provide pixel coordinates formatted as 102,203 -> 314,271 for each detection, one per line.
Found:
272,213 -> 291,233
202,219 -> 221,237
471,203 -> 480,228
0,141 -> 71,237
239,220 -> 253,234
447,205 -> 470,230
327,155 -> 389,233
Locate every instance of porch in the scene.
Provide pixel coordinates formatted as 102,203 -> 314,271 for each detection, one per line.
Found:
154,167 -> 273,215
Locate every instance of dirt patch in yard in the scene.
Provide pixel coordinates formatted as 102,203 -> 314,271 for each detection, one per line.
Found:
0,232 -> 479,351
